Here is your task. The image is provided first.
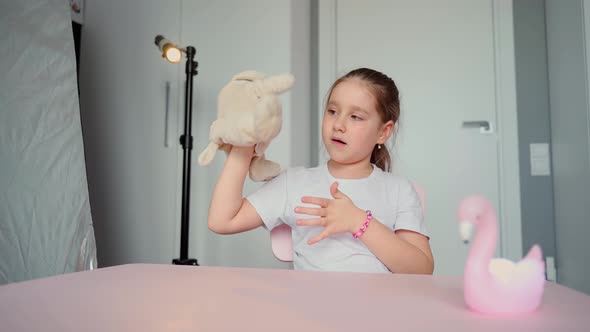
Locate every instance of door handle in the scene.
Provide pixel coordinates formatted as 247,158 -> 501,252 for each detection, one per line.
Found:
461,121 -> 493,134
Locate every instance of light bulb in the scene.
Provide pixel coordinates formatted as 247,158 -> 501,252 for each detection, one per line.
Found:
165,47 -> 182,63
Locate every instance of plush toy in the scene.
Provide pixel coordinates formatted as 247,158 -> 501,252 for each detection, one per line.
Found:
197,70 -> 295,181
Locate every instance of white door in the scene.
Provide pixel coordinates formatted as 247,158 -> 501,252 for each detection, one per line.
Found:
80,0 -> 182,265
318,0 -> 522,275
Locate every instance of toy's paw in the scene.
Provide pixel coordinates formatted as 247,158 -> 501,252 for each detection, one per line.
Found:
249,156 -> 281,182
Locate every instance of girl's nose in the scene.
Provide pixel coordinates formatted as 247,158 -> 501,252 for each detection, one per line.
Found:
333,116 -> 346,132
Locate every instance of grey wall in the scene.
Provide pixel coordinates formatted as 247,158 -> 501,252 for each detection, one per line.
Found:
290,0 -> 312,167
513,0 -> 557,270
80,0 -> 311,269
545,0 -> 590,294
310,0 -> 320,166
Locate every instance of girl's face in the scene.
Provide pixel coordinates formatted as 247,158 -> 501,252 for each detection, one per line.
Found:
322,79 -> 393,166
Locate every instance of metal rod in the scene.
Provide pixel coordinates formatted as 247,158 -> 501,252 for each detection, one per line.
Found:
173,46 -> 198,266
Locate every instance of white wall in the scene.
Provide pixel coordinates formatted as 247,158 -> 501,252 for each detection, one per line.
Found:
546,0 -> 590,294
79,0 -> 311,269
173,0 -> 312,268
80,0 -> 183,266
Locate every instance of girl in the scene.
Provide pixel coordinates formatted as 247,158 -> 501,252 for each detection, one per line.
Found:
208,68 -> 434,274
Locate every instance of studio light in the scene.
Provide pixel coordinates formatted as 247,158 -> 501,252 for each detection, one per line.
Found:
154,34 -> 199,266
155,35 -> 182,63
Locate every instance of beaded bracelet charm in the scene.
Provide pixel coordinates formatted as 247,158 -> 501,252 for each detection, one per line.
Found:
352,210 -> 372,238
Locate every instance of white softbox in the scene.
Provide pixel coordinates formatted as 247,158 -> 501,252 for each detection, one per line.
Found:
0,0 -> 96,283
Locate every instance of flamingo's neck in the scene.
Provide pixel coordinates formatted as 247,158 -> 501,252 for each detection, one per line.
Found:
466,210 -> 498,273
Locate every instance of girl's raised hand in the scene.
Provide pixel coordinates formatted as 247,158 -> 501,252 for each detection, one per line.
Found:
295,182 -> 366,245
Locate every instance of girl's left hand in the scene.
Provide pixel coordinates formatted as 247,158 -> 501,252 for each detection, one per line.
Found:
295,182 -> 366,245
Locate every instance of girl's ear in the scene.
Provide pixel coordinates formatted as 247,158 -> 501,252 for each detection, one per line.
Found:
378,120 -> 394,144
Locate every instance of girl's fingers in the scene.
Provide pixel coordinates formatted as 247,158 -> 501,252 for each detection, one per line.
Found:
307,230 -> 330,245
330,182 -> 346,199
294,206 -> 326,216
300,196 -> 330,207
296,218 -> 324,227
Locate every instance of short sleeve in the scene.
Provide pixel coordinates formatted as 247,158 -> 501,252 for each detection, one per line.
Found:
245,169 -> 288,231
394,180 -> 429,238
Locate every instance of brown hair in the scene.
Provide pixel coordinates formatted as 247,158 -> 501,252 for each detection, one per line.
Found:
326,68 -> 400,172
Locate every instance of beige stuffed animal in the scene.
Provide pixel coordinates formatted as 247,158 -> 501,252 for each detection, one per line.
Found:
197,70 -> 295,181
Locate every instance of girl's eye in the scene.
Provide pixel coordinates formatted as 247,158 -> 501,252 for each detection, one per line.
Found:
351,115 -> 363,120
327,109 -> 336,115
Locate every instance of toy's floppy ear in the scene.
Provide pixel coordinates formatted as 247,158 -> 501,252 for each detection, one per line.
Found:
198,142 -> 219,166
260,74 -> 295,94
232,70 -> 266,82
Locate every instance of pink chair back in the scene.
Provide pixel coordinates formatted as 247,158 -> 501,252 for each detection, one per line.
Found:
270,224 -> 294,262
270,182 -> 426,262
412,182 -> 426,213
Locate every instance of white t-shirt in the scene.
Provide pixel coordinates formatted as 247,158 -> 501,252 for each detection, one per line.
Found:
246,163 -> 428,273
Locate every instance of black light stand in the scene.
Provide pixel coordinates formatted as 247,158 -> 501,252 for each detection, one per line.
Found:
173,46 -> 199,266
155,35 -> 198,266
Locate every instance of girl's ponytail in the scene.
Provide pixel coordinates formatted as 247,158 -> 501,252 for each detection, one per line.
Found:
371,145 -> 391,172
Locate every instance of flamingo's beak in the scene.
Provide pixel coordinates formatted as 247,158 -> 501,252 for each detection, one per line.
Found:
459,221 -> 474,244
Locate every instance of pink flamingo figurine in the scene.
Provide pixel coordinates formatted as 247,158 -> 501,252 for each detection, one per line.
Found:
457,195 -> 545,315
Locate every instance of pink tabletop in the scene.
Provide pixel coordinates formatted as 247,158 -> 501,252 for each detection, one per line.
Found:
0,264 -> 588,331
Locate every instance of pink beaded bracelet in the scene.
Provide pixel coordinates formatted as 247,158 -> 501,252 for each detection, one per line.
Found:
352,210 -> 372,238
